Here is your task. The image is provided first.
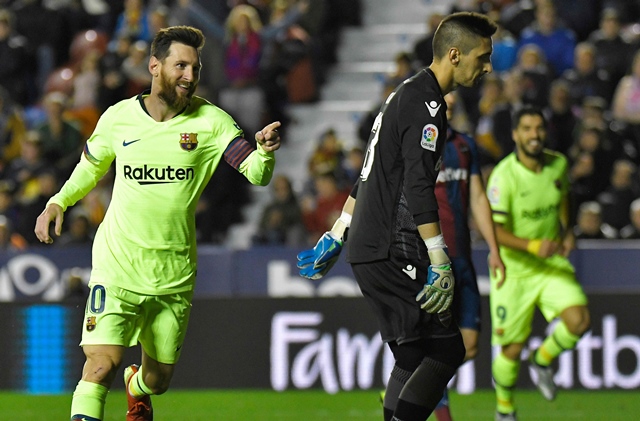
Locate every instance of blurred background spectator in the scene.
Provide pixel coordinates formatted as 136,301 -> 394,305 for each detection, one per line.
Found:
0,0 -> 637,248
573,201 -> 617,239
253,174 -> 305,247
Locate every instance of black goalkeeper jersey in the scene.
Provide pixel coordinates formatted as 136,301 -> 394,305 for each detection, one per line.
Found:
346,68 -> 448,264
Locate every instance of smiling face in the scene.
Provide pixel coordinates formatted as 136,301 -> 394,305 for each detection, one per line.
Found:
453,37 -> 494,88
512,113 -> 547,160
153,41 -> 201,110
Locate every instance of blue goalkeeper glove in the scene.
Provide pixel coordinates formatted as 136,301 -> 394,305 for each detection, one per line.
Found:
297,232 -> 343,280
416,262 -> 455,314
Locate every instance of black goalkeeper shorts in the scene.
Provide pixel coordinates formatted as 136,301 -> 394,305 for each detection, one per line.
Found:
351,253 -> 459,345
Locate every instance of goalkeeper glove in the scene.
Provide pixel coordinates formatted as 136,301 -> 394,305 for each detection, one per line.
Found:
297,232 -> 343,280
416,262 -> 454,313
415,236 -> 455,313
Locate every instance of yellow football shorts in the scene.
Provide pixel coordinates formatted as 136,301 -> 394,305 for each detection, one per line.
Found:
490,265 -> 588,345
80,283 -> 193,364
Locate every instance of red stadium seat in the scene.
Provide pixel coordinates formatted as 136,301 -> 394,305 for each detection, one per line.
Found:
69,29 -> 109,68
43,66 -> 75,96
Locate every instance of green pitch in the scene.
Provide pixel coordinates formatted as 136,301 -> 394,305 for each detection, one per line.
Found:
0,389 -> 636,420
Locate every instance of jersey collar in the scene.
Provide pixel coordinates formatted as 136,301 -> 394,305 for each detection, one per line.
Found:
424,68 -> 444,99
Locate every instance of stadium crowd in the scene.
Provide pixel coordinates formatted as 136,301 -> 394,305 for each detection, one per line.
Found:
0,0 -> 639,250
261,0 -> 640,248
0,0 -> 360,249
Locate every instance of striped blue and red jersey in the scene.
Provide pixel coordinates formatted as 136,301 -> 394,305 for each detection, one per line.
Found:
435,129 -> 480,259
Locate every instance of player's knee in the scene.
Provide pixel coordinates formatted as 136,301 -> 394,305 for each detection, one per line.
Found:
573,309 -> 591,336
389,341 -> 426,372
83,354 -> 122,384
563,306 -> 591,336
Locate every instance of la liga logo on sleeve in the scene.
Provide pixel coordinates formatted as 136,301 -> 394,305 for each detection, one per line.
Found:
421,124 -> 438,151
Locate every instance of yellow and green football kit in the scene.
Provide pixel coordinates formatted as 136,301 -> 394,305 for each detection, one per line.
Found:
49,94 -> 275,362
487,150 -> 587,345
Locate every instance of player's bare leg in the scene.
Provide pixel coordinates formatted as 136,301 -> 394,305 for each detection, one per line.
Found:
71,345 -> 124,421
125,348 -> 176,421
530,305 -> 590,401
435,328 -> 479,421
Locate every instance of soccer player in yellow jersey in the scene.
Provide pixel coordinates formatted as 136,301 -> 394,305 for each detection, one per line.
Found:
486,106 -> 590,421
34,26 -> 281,421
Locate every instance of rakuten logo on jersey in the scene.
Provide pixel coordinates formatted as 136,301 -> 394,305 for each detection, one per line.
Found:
123,165 -> 194,185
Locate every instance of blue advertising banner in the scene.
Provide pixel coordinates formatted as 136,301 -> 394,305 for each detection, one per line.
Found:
1,241 -> 640,301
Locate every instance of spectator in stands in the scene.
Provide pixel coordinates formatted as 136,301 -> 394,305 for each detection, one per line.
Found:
97,33 -> 132,111
76,167 -> 113,231
514,43 -> 552,108
545,79 -> 577,156
16,168 -> 59,245
121,39 -> 151,97
619,198 -> 640,239
36,91 -> 84,179
306,127 -> 347,190
342,146 -> 364,187
575,96 -> 624,168
72,49 -> 102,110
0,85 -> 27,173
573,201 -> 617,239
0,8 -> 29,106
0,214 -> 25,251
561,42 -> 614,108
568,125 -> 614,195
489,17 -> 518,73
413,13 -> 444,67
0,179 -> 20,232
56,210 -> 93,247
611,50 -> 640,144
518,0 -> 576,77
597,159 -> 639,233
113,0 -> 153,44
218,4 -> 266,137
6,131 -> 48,207
11,1 -> 63,103
301,171 -> 350,244
260,0 -> 314,130
588,7 -> 634,86
357,76 -> 401,146
477,70 -> 524,167
475,74 -> 507,162
253,174 -> 305,246
388,51 -> 417,82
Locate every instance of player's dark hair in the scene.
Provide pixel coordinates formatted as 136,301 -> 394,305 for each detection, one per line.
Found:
432,12 -> 497,60
512,105 -> 547,129
151,25 -> 205,62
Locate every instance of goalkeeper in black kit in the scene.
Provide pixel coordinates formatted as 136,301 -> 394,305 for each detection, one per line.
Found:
297,12 -> 497,421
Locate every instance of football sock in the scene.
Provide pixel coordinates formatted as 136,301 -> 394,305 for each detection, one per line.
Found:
393,357 -> 457,421
383,365 -> 413,421
535,321 -> 580,366
70,380 -> 108,421
434,388 -> 453,421
128,367 -> 154,398
492,352 -> 519,414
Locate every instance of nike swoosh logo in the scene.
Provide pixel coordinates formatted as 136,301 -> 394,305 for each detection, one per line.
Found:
123,139 -> 141,147
425,101 -> 441,118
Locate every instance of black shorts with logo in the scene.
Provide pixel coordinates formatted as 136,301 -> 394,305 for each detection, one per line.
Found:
351,253 -> 459,345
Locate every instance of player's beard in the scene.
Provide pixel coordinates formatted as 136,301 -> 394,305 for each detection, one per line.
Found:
520,139 -> 544,159
158,71 -> 195,111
